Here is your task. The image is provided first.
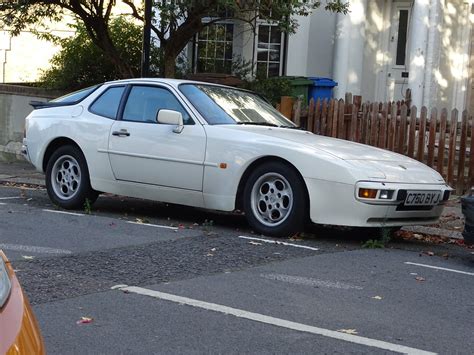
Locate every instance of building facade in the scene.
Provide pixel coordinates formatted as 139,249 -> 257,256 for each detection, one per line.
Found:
189,0 -> 473,112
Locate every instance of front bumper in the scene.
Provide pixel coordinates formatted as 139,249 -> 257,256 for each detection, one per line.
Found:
0,252 -> 45,355
305,178 -> 451,227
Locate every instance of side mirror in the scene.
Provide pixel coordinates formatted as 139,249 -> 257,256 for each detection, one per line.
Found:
157,109 -> 184,133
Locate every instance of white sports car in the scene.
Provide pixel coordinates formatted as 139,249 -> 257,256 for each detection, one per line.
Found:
23,79 -> 451,237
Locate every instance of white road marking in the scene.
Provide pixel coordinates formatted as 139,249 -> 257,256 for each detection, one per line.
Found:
404,262 -> 474,276
0,196 -> 21,200
0,243 -> 72,255
0,202 -> 6,205
260,273 -> 363,290
127,221 -> 178,230
238,236 -> 319,251
116,285 -> 436,355
42,209 -> 85,217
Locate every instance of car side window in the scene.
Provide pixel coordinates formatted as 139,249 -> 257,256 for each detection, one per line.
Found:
122,86 -> 193,125
89,86 -> 125,119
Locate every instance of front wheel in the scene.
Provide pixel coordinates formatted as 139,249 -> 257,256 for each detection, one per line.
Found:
46,145 -> 98,209
243,162 -> 307,237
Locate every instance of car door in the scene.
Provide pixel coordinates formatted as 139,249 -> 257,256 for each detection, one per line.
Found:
108,84 -> 206,191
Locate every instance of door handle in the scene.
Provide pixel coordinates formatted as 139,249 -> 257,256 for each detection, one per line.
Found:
112,130 -> 130,137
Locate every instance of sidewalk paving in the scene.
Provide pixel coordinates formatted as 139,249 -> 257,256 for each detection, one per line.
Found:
0,160 -> 466,240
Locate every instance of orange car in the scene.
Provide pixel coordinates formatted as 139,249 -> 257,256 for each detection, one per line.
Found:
0,251 -> 45,354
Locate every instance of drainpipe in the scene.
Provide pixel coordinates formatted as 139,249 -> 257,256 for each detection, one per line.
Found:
408,0 -> 430,109
422,0 -> 440,109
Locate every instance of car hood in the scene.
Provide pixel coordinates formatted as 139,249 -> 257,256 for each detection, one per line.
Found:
223,125 -> 445,183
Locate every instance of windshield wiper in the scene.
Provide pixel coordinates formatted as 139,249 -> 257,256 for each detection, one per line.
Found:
237,122 -> 279,127
280,125 -> 304,130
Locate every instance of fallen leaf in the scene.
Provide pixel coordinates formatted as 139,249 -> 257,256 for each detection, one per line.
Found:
22,255 -> 34,260
76,317 -> 93,325
371,296 -> 383,300
338,329 -> 358,335
415,276 -> 426,282
210,248 -> 217,252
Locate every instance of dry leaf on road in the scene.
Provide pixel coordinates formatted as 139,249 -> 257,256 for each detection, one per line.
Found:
76,317 -> 93,325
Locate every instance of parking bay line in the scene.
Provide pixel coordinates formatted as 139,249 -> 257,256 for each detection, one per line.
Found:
126,221 -> 179,230
404,262 -> 474,276
42,209 -> 85,217
238,235 -> 319,251
116,285 -> 435,355
0,243 -> 72,255
0,196 -> 22,200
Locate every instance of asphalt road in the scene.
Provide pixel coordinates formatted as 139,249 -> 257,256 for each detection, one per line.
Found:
0,184 -> 473,354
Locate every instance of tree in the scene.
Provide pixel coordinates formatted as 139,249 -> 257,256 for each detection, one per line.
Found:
0,0 -> 349,79
40,17 -> 158,90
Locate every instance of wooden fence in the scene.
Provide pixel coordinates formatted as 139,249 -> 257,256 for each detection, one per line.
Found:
288,97 -> 473,195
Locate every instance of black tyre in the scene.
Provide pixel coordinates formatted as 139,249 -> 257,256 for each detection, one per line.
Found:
45,145 -> 98,209
243,161 -> 307,237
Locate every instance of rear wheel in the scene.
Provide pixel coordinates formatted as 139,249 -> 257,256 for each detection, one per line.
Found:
46,145 -> 98,209
243,162 -> 307,237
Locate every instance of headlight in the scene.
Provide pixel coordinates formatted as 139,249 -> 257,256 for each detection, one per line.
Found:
0,257 -> 12,308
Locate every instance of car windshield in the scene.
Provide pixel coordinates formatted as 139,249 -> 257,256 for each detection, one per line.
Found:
52,85 -> 101,103
179,84 -> 296,127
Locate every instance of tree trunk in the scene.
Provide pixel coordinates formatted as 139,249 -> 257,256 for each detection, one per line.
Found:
163,51 -> 177,78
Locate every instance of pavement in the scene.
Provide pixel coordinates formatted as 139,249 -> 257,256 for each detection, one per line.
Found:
0,160 -> 466,240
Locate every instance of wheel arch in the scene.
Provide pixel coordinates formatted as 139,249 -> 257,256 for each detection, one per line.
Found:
42,137 -> 84,172
235,156 -> 310,212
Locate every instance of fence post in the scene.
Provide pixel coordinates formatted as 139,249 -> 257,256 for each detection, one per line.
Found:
469,116 -> 474,188
427,108 -> 438,168
292,99 -> 302,127
321,99 -> 328,135
447,109 -> 458,185
331,99 -> 339,138
417,107 -> 427,162
397,104 -> 408,154
337,99 -> 345,138
314,98 -> 321,134
378,103 -> 388,148
407,106 -> 417,158
388,103 -> 397,151
457,110 -> 468,194
307,98 -> 315,133
437,108 -> 448,177
369,103 -> 379,146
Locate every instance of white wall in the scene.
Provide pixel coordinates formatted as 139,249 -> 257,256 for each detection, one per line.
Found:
286,15 -> 312,76
286,11 -> 337,78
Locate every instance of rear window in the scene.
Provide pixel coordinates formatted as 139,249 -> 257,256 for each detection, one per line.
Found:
52,85 -> 101,104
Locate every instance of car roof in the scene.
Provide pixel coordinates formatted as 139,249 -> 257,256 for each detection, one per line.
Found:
103,78 -> 236,90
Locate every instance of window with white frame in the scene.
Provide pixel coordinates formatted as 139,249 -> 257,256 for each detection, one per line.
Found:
195,23 -> 234,74
256,23 -> 283,78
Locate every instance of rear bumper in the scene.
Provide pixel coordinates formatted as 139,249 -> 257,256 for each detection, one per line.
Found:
21,138 -> 30,162
306,178 -> 451,227
0,252 -> 45,355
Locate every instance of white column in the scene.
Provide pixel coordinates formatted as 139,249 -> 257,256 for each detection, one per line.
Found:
333,12 -> 350,98
333,0 -> 367,99
408,0 -> 430,108
422,0 -> 441,109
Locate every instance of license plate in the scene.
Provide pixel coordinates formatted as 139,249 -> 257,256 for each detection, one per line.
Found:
404,191 -> 442,206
